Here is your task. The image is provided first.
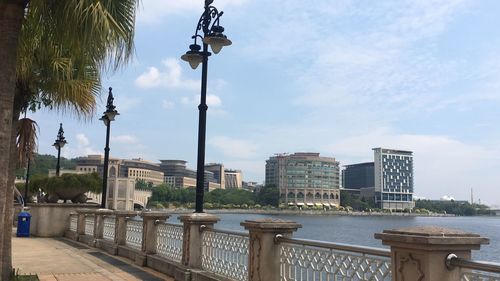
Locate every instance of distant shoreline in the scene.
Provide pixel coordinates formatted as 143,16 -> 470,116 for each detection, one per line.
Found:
155,208 -> 456,217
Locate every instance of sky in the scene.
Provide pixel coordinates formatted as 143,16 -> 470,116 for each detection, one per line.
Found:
30,0 -> 500,206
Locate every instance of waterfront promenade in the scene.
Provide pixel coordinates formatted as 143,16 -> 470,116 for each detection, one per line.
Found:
13,206 -> 500,281
12,235 -> 173,281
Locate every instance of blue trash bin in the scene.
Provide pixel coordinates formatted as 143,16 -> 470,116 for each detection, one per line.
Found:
16,211 -> 31,237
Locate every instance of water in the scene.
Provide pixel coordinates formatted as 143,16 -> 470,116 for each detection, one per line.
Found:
171,213 -> 500,261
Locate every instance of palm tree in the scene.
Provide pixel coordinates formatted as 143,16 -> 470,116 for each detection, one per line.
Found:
0,2 -> 139,279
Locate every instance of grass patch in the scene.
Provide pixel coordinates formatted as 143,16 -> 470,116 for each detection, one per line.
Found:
13,276 -> 39,281
12,269 -> 39,281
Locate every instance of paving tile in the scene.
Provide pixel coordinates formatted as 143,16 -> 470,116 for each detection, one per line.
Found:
54,273 -> 112,281
37,274 -> 58,281
13,237 -> 174,281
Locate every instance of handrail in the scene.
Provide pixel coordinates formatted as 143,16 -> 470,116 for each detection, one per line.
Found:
447,254 -> 500,273
157,221 -> 183,227
275,235 -> 390,257
201,226 -> 249,237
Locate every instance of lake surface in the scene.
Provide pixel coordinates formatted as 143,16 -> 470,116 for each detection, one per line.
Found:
172,213 -> 500,261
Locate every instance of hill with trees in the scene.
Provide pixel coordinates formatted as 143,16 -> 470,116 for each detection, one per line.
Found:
15,153 -> 76,179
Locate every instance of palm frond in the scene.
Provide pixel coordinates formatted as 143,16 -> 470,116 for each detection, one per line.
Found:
17,118 -> 39,167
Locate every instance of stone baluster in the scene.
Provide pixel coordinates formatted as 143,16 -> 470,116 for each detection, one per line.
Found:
75,209 -> 93,241
114,211 -> 138,247
375,226 -> 489,281
179,213 -> 220,268
135,211 -> 170,266
94,209 -> 114,240
241,218 -> 302,281
141,211 -> 170,254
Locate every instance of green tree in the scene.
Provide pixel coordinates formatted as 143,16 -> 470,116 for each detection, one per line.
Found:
135,179 -> 154,190
16,153 -> 77,178
0,2 -> 138,279
256,185 -> 280,207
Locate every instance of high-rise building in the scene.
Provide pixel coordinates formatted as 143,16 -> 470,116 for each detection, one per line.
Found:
373,148 -> 414,210
74,155 -> 164,185
205,163 -> 225,188
265,152 -> 340,208
342,162 -> 374,189
224,169 -> 242,189
159,160 -> 221,191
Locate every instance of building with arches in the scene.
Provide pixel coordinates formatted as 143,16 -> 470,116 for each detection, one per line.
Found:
265,152 -> 340,208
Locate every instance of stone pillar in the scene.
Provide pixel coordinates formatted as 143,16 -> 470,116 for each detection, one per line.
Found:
76,211 -> 86,237
94,209 -> 114,240
133,211 -> 170,266
114,211 -> 138,246
141,211 -> 170,254
179,213 -> 220,268
76,209 -> 94,240
241,218 -> 302,281
375,226 -> 489,281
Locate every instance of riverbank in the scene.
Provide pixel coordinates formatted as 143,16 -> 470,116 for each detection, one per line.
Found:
151,207 -> 456,217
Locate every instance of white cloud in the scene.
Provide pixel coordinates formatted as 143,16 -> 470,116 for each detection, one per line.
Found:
241,0 -> 472,116
208,136 -> 259,159
441,195 -> 455,201
162,100 -> 175,110
76,133 -> 90,146
63,133 -> 101,158
137,0 -> 249,24
111,135 -> 139,144
135,58 -> 199,90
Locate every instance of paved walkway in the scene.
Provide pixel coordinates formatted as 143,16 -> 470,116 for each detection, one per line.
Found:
12,236 -> 174,281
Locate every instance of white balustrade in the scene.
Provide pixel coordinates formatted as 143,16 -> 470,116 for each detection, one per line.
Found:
125,219 -> 143,250
85,215 -> 95,236
69,214 -> 77,232
103,216 -> 116,241
156,222 -> 183,262
202,229 -> 249,281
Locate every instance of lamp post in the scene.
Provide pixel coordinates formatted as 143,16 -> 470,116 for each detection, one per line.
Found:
53,123 -> 67,176
181,0 -> 231,213
99,87 -> 119,208
23,157 -> 30,207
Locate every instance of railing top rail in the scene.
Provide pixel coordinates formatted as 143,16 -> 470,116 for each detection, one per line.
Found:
157,221 -> 183,227
125,217 -> 142,222
276,235 -> 391,257
202,226 -> 249,237
448,255 -> 500,273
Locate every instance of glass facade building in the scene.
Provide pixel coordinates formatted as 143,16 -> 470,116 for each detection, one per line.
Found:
342,162 -> 375,189
373,148 -> 414,210
265,152 -> 340,207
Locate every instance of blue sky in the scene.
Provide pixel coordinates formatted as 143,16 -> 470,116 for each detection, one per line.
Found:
31,0 -> 500,206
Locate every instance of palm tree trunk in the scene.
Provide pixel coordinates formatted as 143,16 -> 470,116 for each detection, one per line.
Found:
2,113 -> 19,280
0,1 -> 25,280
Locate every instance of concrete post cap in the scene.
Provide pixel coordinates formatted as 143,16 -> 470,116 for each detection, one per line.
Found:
241,218 -> 302,232
375,225 -> 489,246
76,208 -> 99,214
178,213 -> 220,223
95,209 -> 115,215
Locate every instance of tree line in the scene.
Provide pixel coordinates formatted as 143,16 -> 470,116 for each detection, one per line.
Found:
148,184 -> 279,209
414,199 -> 494,216
15,153 -> 76,179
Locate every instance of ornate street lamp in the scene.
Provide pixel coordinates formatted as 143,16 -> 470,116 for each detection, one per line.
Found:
99,87 -> 119,208
181,0 -> 231,213
53,123 -> 67,176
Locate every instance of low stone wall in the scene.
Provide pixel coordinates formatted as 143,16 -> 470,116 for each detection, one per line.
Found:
13,203 -> 23,226
30,203 -> 99,237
